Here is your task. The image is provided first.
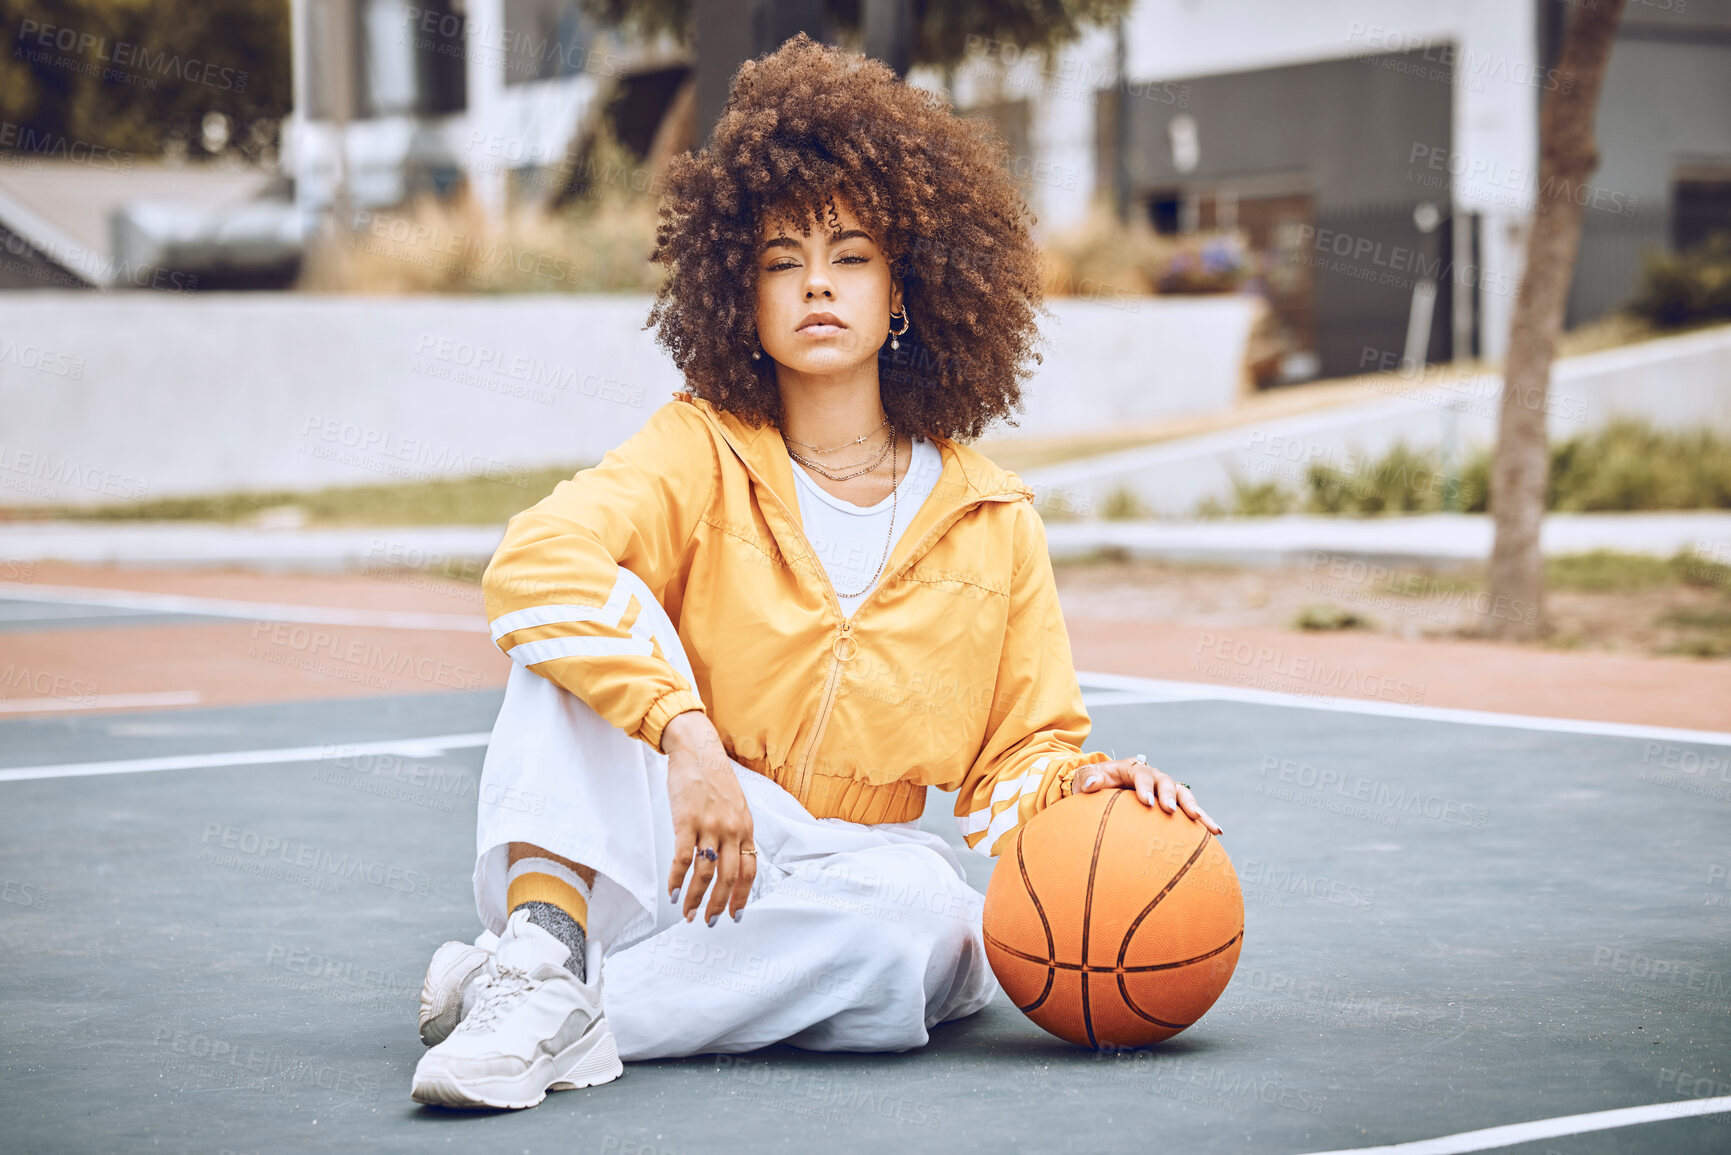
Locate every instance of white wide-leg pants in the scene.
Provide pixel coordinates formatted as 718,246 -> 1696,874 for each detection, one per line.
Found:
472,567 -> 999,1061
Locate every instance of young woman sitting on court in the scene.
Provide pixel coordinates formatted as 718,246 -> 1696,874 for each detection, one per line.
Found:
409,33 -> 1221,1110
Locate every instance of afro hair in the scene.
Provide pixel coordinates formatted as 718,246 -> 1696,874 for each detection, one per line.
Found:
643,32 -> 1047,442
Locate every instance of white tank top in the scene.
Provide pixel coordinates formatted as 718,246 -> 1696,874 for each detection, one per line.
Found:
789,436 -> 945,617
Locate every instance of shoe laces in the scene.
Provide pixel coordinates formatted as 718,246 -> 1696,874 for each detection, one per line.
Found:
456,960 -> 536,1033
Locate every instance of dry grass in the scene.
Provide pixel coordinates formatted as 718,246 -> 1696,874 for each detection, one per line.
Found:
296,130 -> 663,295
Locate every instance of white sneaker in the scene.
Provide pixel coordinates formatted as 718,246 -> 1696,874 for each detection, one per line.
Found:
410,908 -> 622,1109
417,936 -> 492,1047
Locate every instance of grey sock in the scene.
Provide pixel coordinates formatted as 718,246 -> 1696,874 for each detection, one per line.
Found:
518,900 -> 586,982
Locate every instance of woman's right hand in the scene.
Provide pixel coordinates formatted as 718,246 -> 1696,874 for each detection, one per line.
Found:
661,710 -> 757,926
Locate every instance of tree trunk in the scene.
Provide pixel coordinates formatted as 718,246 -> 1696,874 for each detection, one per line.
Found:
1485,0 -> 1626,640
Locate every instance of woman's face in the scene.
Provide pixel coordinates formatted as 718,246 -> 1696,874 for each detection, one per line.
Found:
754,193 -> 902,379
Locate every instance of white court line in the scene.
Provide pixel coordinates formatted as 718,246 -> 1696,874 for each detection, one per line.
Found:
1078,671 -> 1731,747
0,732 -> 492,783
0,583 -> 487,633
0,691 -> 203,714
1290,1094 -> 1731,1154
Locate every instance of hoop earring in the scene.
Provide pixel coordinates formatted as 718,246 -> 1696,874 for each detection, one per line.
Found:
889,307 -> 909,351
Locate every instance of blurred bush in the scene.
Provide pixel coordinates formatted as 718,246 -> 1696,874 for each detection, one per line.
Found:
297,129 -> 661,294
1040,209 -> 1251,298
1305,441 -> 1488,515
1627,232 -> 1731,329
1198,419 -> 1731,517
1549,419 -> 1731,511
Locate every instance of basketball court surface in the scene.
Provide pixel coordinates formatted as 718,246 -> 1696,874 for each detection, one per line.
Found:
2,586 -> 1730,1154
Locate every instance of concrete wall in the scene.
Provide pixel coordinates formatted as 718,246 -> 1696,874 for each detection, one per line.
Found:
0,291 -> 1257,509
1023,323 -> 1731,519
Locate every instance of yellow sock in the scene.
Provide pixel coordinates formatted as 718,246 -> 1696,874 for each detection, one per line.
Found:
505,857 -> 589,932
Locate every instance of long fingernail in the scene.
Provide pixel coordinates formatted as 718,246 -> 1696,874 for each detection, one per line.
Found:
670,885 -> 681,903
732,909 -> 743,923
706,913 -> 718,928
1081,773 -> 1100,790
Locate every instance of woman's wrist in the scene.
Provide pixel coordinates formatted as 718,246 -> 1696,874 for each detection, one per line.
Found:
660,709 -> 711,754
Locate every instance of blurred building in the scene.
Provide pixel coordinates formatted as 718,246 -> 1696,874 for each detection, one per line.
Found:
282,0 -> 688,225
952,0 -> 1731,381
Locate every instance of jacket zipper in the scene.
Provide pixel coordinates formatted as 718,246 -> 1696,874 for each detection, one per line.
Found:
689,400 -> 1028,799
793,494 -> 1023,798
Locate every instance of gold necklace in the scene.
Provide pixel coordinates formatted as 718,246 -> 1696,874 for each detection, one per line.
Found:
786,430 -> 893,481
828,435 -> 900,599
782,415 -> 890,455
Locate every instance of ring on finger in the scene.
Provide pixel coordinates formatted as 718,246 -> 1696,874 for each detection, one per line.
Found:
697,846 -> 718,862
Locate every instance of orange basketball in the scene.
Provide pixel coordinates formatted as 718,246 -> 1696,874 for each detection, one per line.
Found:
982,787 -> 1244,1049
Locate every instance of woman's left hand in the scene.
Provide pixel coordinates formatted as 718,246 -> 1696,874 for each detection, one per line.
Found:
1073,755 -> 1223,835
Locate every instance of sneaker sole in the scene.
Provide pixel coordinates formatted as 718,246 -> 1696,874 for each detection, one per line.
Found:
410,1017 -> 623,1110
418,942 -> 489,1048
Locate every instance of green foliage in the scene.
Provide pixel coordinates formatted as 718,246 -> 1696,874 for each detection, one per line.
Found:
1548,419 -> 1731,512
1545,550 -> 1683,593
1198,420 -> 1730,519
1627,232 -> 1731,329
1293,604 -> 1371,631
1101,485 -> 1150,520
1304,441 -> 1490,515
1194,476 -> 1296,518
0,0 -> 291,162
1657,602 -> 1731,659
1544,550 -> 1731,593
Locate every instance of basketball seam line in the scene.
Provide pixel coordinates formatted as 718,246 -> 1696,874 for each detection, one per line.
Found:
1119,828 -> 1218,965
1014,828 -> 1057,1014
984,930 -> 1243,976
1118,828 -> 1238,1031
1078,790 -> 1120,1049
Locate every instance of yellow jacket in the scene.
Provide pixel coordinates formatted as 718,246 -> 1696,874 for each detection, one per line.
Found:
482,391 -> 1111,856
